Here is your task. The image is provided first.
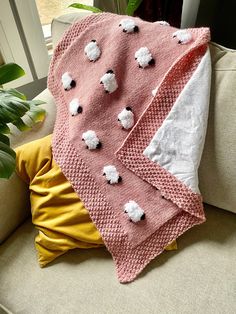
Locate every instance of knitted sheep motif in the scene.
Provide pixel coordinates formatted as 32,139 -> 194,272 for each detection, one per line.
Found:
82,130 -> 101,150
84,39 -> 101,62
118,107 -> 134,129
103,165 -> 122,184
100,70 -> 118,93
156,21 -> 170,26
119,19 -> 139,33
173,30 -> 192,44
61,72 -> 76,90
69,98 -> 83,116
124,201 -> 145,223
135,47 -> 155,68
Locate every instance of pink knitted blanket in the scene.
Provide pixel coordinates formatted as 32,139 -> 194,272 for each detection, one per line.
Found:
48,13 -> 211,283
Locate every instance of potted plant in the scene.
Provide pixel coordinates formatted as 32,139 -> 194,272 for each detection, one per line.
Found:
69,0 -> 143,16
0,63 -> 46,179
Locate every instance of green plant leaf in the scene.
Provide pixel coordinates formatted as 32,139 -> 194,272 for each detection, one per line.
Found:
0,62 -> 47,179
0,89 -> 30,123
126,0 -> 143,15
69,3 -> 102,13
0,141 -> 16,179
12,118 -> 31,132
26,104 -> 46,123
0,63 -> 25,85
6,88 -> 27,100
0,123 -> 10,134
0,133 -> 10,146
0,88 -> 46,131
27,99 -> 45,106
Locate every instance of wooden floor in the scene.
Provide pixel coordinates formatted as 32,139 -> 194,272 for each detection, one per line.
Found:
36,0 -> 93,25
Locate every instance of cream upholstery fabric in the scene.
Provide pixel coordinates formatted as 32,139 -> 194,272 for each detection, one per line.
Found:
51,12 -> 92,48
0,304 -> 12,314
199,43 -> 236,213
0,204 -> 235,314
0,173 -> 29,243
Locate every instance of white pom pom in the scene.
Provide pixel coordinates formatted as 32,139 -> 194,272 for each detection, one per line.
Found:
173,30 -> 192,44
119,19 -> 139,33
61,72 -> 76,90
135,47 -> 155,68
156,21 -> 170,26
124,201 -> 145,223
82,130 -> 101,150
103,165 -> 122,184
118,107 -> 134,129
84,40 -> 101,61
100,70 -> 118,94
69,98 -> 82,116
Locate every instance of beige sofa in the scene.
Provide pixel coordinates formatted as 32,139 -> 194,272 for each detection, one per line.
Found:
0,13 -> 236,314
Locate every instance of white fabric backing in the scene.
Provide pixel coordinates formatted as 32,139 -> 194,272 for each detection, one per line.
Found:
143,49 -> 211,193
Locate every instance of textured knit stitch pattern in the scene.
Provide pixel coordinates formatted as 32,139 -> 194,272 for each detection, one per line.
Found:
48,13 -> 210,283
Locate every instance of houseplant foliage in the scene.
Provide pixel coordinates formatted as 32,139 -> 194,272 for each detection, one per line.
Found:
0,63 -> 45,179
69,3 -> 103,13
69,0 -> 143,15
126,0 -> 143,15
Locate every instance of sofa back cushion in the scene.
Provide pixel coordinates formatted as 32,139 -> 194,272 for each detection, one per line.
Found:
199,42 -> 236,213
51,12 -> 92,48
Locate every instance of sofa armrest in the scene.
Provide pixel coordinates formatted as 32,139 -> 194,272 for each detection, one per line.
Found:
0,89 -> 56,243
0,12 -> 89,243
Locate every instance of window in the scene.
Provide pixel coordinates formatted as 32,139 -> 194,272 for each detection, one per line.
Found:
0,0 -> 33,87
36,0 -> 94,55
0,0 -> 93,88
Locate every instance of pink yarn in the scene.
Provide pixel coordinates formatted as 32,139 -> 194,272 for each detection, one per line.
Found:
48,13 -> 210,283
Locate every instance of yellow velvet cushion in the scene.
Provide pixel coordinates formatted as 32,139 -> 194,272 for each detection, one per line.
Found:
15,135 -> 104,267
15,135 -> 177,267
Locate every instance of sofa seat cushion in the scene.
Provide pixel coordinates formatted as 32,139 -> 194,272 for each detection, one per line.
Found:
0,204 -> 235,314
0,304 -> 12,314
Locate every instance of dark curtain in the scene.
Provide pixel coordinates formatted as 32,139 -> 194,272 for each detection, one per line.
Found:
196,0 -> 236,49
134,0 -> 183,28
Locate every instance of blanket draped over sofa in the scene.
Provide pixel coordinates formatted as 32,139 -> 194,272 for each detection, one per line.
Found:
48,13 -> 211,283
